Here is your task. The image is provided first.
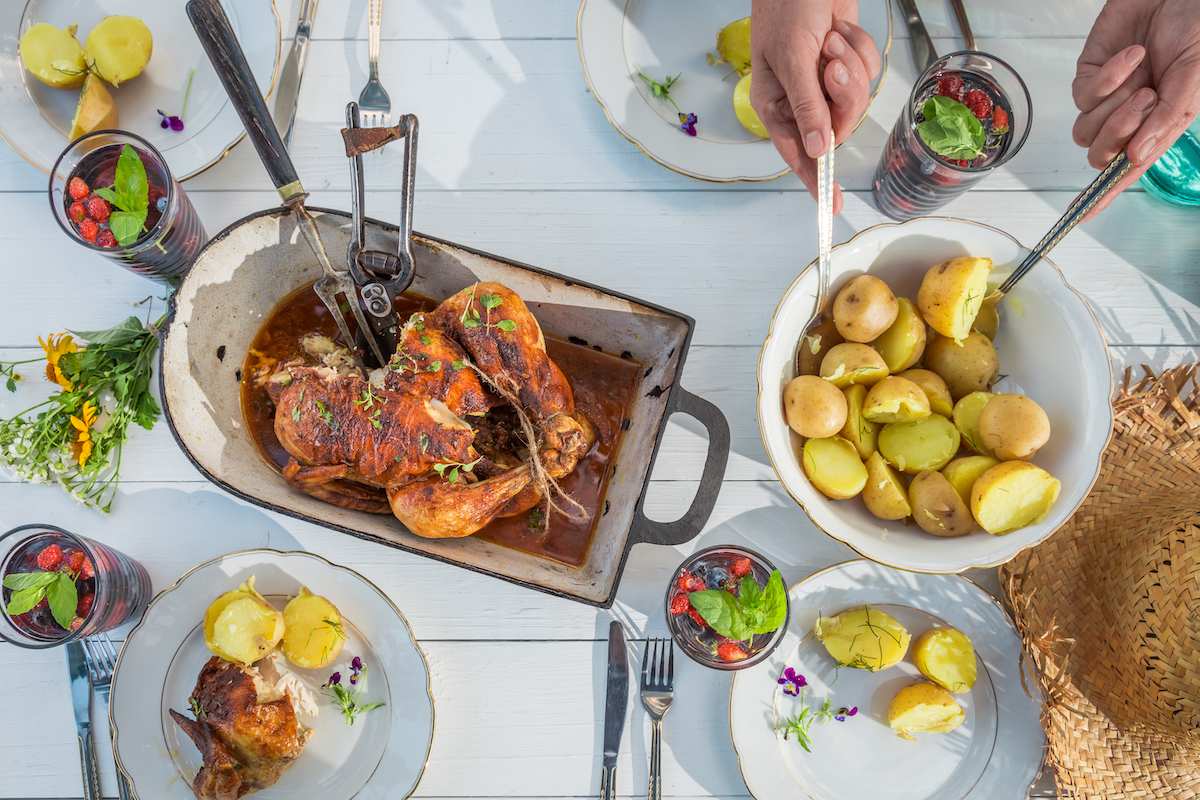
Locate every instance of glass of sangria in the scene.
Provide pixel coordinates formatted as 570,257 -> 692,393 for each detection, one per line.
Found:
49,131 -> 206,286
0,524 -> 152,648
873,51 -> 1032,220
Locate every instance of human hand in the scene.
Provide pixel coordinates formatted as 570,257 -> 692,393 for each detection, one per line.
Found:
750,0 -> 879,214
1073,0 -> 1200,217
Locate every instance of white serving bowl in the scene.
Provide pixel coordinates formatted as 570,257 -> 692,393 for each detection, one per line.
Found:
758,218 -> 1113,573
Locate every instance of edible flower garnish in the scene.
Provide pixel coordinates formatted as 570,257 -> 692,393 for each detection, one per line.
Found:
321,658 -> 386,725
775,668 -> 856,752
69,399 -> 98,468
637,72 -> 698,136
156,70 -> 194,132
777,667 -> 806,697
678,112 -> 698,137
350,655 -> 363,685
833,706 -> 858,722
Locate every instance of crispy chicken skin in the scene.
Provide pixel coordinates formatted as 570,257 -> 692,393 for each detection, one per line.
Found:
383,316 -> 493,416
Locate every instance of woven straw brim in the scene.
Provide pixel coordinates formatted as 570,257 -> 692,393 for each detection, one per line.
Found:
1001,364 -> 1200,799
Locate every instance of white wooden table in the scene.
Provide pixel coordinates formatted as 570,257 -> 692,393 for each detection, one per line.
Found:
2,1 -> 1199,797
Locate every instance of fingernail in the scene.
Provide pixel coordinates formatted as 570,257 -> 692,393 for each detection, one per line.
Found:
1124,46 -> 1143,66
827,34 -> 845,57
1131,89 -> 1155,113
1137,134 -> 1159,162
805,130 -> 825,157
834,19 -> 851,36
831,62 -> 849,85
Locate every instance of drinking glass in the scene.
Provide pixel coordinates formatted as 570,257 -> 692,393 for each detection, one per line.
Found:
0,524 -> 152,648
1139,117 -> 1200,208
49,131 -> 206,286
873,52 -> 1032,220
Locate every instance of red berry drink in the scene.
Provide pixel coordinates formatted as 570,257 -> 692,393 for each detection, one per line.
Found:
873,52 -> 1031,221
50,131 -> 206,286
0,524 -> 152,648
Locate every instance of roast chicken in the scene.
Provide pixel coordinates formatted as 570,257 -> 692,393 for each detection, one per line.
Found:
268,282 -> 596,538
169,656 -> 313,800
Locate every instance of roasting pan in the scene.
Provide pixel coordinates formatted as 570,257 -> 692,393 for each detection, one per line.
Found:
161,0 -> 730,607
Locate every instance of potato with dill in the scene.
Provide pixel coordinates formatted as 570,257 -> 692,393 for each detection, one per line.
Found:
814,605 -> 911,670
281,587 -> 346,669
923,331 -> 999,401
819,342 -> 889,388
917,256 -> 992,343
978,394 -> 1051,461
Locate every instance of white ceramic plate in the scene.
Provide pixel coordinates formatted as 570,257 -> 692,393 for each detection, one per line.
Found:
0,0 -> 280,180
757,217 -> 1113,573
577,0 -> 891,182
730,560 -> 1045,800
110,550 -> 433,800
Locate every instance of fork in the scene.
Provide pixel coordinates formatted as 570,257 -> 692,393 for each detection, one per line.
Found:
356,0 -> 391,129
82,633 -> 136,800
640,639 -> 675,800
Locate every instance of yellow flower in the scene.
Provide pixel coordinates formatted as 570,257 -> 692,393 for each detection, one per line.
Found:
70,400 -> 98,467
39,333 -> 80,392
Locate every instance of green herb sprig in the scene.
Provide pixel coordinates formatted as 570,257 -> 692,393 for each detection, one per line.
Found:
689,569 -> 787,641
92,145 -> 150,247
322,664 -> 385,726
433,456 -> 482,484
916,96 -> 985,160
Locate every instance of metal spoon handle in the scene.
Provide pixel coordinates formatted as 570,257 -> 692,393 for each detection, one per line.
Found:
998,151 -> 1133,294
814,131 -> 835,322
948,0 -> 976,50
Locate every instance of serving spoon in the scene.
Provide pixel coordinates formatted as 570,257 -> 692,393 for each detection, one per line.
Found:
793,132 -> 836,375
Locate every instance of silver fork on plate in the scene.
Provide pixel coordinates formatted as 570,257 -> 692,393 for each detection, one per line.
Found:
357,0 -> 391,129
640,639 -> 675,800
82,633 -> 136,800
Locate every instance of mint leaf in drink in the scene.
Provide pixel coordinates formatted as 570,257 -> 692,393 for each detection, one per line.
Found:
3,571 -> 59,592
110,210 -> 147,247
5,586 -> 48,616
739,573 -> 763,608
46,572 -> 79,630
759,570 -> 787,634
92,186 -> 118,205
917,96 -> 985,160
689,589 -> 754,640
114,144 -> 149,214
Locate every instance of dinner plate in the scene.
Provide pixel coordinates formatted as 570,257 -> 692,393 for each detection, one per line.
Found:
0,0 -> 280,180
110,550 -> 433,800
730,560 -> 1045,800
577,0 -> 891,182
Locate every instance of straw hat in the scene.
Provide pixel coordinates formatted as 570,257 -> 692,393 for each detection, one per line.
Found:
1001,364 -> 1200,798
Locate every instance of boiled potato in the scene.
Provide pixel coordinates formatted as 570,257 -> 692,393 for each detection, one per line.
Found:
840,384 -> 879,459
281,587 -> 346,669
802,436 -> 868,500
924,331 -> 999,400
973,292 -> 1001,339
863,376 -> 931,424
909,470 -> 974,537
833,275 -> 899,343
19,22 -> 87,89
815,606 -> 911,671
797,316 -> 844,376
68,74 -> 119,143
952,391 -> 996,457
203,576 -> 285,665
870,297 -> 926,372
971,461 -> 1061,534
84,15 -> 152,86
715,17 -> 752,76
914,627 -> 977,693
917,256 -> 993,343
878,414 -> 961,475
863,451 -> 911,520
888,682 -> 965,741
783,375 -> 848,439
733,74 -> 769,139
820,343 -> 889,388
979,394 -> 1051,461
942,455 -> 1001,507
898,368 -> 953,418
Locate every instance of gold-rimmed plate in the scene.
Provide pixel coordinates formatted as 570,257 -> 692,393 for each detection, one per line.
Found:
577,0 -> 891,182
0,0 -> 280,180
110,550 -> 433,800
730,560 -> 1045,800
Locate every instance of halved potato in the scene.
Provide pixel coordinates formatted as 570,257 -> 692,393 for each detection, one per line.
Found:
68,74 -> 119,143
863,451 -> 911,520
917,256 -> 993,343
833,275 -> 899,343
802,436 -> 868,500
281,587 -> 346,669
204,576 -> 285,665
84,15 -> 153,86
924,331 -> 999,400
878,414 -> 961,475
942,455 -> 1001,507
909,470 -> 974,537
888,682 -> 965,741
898,368 -> 953,418
870,297 -> 926,372
820,343 -> 889,388
914,627 -> 977,693
840,384 -> 879,460
19,22 -> 87,89
784,374 -> 848,439
815,606 -> 911,671
971,461 -> 1061,534
733,74 -> 769,139
952,391 -> 996,457
863,376 -> 931,424
972,292 -> 1001,339
978,394 -> 1051,461
797,316 -> 844,377
715,17 -> 752,76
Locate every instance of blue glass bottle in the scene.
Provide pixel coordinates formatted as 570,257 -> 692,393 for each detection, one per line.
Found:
1139,118 -> 1200,208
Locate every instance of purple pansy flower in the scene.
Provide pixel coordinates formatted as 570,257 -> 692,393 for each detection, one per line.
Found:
834,706 -> 858,722
777,667 -> 806,697
350,655 -> 364,685
156,110 -> 184,132
678,112 -> 698,137
323,671 -> 341,688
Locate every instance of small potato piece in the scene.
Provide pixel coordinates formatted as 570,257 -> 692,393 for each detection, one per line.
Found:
878,414 -> 961,475
863,451 -> 911,520
69,74 -> 119,143
820,343 -> 889,388
924,332 -> 999,400
952,392 -> 996,457
733,74 -> 769,139
863,376 -> 931,424
840,384 -> 879,459
797,316 -> 844,376
204,576 -> 286,666
85,15 -> 153,86
979,394 -> 1051,461
909,470 -> 974,537
870,297 -> 926,372
914,627 -> 977,693
716,16 -> 752,76
282,587 -> 346,669
888,682 -> 965,741
19,22 -> 87,89
971,461 -> 1062,534
942,455 -> 1001,507
802,436 -> 868,500
783,375 -> 848,439
917,256 -> 993,343
833,275 -> 899,343
973,292 -> 1001,339
815,606 -> 911,671
898,368 -> 954,418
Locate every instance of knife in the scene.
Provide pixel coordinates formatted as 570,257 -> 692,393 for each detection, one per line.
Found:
272,0 -> 320,149
599,622 -> 629,800
66,642 -> 101,800
894,0 -> 937,75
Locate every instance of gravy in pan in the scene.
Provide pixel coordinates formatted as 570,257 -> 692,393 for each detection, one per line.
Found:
241,282 -> 641,568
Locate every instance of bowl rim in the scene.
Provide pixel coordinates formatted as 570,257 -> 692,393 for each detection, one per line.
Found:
756,216 -> 1115,574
